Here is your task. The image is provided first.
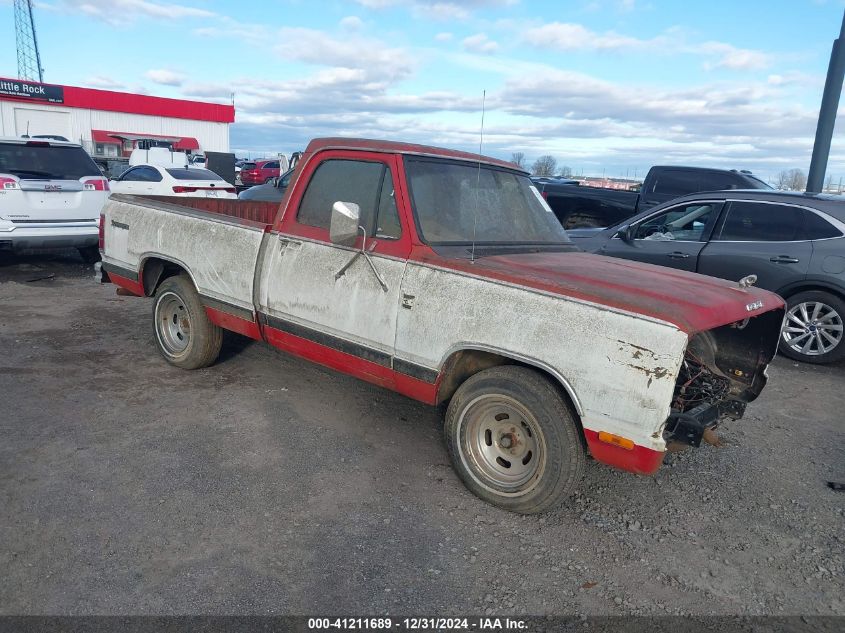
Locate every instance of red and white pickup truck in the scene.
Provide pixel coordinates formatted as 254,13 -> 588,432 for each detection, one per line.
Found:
100,138 -> 785,513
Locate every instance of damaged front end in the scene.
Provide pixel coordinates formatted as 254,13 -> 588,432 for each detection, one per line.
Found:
664,307 -> 784,450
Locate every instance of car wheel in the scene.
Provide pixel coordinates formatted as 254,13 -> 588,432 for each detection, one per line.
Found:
265,177 -> 274,184
779,290 -> 845,364
152,274 -> 222,369
444,366 -> 585,514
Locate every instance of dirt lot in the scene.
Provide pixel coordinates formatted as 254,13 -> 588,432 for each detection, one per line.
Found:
1,250 -> 843,616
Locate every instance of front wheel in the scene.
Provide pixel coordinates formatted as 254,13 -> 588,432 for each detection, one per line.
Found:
779,290 -> 845,364
444,366 -> 585,514
152,275 -> 222,369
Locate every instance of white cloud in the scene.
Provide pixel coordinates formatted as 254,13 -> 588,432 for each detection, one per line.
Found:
435,32 -> 453,41
698,42 -> 770,71
521,20 -> 771,72
766,72 -> 823,87
354,0 -> 398,7
145,68 -> 186,86
354,0 -> 514,20
275,27 -> 415,84
192,17 -> 269,41
340,15 -> 364,31
414,2 -> 469,20
522,21 -> 657,51
83,75 -> 127,90
50,0 -> 215,25
462,33 -> 500,55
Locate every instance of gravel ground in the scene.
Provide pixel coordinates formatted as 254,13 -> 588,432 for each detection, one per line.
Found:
1,250 -> 843,616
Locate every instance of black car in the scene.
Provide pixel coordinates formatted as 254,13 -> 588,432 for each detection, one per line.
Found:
573,190 -> 845,364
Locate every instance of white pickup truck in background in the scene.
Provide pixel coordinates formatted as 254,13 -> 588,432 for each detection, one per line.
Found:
99,137 -> 785,513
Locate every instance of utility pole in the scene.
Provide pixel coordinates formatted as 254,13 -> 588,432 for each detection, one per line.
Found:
13,0 -> 44,82
807,8 -> 845,193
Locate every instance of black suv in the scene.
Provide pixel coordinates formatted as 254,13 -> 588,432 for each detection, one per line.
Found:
574,190 -> 845,364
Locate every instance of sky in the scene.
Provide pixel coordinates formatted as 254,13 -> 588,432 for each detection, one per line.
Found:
2,0 -> 845,184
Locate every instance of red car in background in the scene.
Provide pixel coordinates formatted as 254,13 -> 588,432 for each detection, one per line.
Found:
239,159 -> 282,186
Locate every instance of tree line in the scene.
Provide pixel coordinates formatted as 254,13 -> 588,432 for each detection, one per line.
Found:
511,153 -> 830,192
511,152 -> 572,178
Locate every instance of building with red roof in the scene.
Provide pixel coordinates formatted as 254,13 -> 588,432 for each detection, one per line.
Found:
0,77 -> 234,158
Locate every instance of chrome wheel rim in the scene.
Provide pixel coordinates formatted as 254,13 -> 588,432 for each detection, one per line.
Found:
782,300 -> 843,356
457,395 -> 546,496
155,292 -> 191,356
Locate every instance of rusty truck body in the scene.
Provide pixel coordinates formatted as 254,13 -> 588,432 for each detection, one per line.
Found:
99,137 -> 785,513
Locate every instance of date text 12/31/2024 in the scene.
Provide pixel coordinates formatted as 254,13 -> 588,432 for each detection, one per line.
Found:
307,617 -> 529,630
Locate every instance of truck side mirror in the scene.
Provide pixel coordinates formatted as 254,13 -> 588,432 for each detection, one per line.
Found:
330,201 -> 361,247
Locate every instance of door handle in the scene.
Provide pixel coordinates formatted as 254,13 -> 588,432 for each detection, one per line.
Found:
770,255 -> 799,264
666,251 -> 690,259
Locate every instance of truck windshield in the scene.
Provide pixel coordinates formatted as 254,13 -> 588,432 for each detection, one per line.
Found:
406,158 -> 571,245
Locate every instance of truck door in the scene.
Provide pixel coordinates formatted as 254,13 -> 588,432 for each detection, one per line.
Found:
256,151 -> 410,387
597,200 -> 722,273
697,200 -> 811,291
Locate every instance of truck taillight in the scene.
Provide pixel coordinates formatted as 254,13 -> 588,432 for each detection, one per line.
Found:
172,186 -> 198,193
83,178 -> 109,191
0,175 -> 20,190
98,213 -> 105,250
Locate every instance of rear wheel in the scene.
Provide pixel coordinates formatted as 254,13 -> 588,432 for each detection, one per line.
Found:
444,366 -> 585,514
779,290 -> 845,364
152,275 -> 222,369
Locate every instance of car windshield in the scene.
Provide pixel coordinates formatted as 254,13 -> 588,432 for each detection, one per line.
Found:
405,158 -> 571,245
166,168 -> 222,180
242,162 -> 257,169
0,142 -> 100,179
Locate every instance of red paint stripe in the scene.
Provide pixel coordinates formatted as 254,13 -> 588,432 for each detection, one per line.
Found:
205,307 -> 261,340
262,324 -> 437,404
583,428 -> 664,475
263,324 -> 393,387
394,372 -> 438,405
108,272 -> 144,297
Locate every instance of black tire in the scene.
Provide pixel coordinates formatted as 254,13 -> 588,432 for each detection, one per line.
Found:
444,366 -> 585,514
152,274 -> 222,369
779,290 -> 845,364
77,245 -> 101,264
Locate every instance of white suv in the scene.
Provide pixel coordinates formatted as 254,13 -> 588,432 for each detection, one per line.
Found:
0,137 -> 110,263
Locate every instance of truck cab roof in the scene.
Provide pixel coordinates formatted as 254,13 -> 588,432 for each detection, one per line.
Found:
303,137 -> 526,174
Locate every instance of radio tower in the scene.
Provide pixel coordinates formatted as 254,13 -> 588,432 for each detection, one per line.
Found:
14,0 -> 44,82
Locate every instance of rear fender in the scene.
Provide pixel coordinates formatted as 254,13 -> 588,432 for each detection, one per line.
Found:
140,254 -> 197,296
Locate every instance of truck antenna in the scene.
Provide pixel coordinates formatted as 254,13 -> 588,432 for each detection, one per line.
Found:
470,89 -> 486,264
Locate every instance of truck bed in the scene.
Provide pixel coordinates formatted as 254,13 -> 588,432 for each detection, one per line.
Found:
134,195 -> 280,227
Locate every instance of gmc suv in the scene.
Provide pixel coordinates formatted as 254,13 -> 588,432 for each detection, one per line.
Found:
0,137 -> 109,263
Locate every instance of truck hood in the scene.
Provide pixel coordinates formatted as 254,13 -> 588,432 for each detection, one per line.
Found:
432,251 -> 784,334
